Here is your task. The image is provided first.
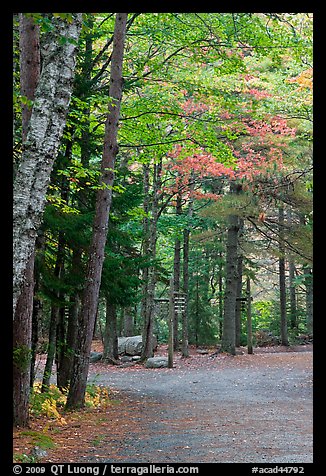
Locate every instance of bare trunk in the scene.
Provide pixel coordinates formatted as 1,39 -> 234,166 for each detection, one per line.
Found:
218,251 -> 224,340
41,233 -> 65,391
30,232 -> 45,388
13,14 -> 40,427
289,260 -> 297,330
220,213 -> 239,355
220,183 -> 242,355
279,206 -> 288,346
19,13 -> 40,135
13,13 -> 82,315
57,294 -> 80,390
141,159 -> 162,360
123,307 -> 134,336
66,13 -> 128,409
181,170 -> 194,357
246,277 -> 253,355
182,228 -> 190,358
13,256 -> 34,426
30,282 -> 41,388
140,163 -> 150,337
173,193 -> 182,351
304,266 -> 313,335
235,254 -> 243,347
41,305 -> 59,392
103,300 -> 119,362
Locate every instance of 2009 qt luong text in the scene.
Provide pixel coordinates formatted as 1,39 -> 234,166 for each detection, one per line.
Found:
50,466 -> 100,476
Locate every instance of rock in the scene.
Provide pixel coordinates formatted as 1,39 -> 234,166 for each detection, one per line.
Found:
89,351 -> 103,363
125,336 -> 143,356
145,356 -> 168,368
117,337 -> 129,354
118,335 -> 158,356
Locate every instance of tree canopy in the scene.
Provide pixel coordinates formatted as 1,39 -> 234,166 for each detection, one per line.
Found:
13,12 -> 313,420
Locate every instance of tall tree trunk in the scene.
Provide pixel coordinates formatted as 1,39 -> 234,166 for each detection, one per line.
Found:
182,228 -> 190,357
55,29 -> 94,391
13,13 -> 40,427
57,294 -> 80,390
13,257 -> 34,426
220,213 -> 240,355
103,300 -> 119,362
123,307 -> 134,336
246,277 -> 253,355
218,251 -> 224,340
235,254 -> 243,347
220,183 -> 242,355
56,305 -> 67,390
304,266 -> 313,335
41,305 -> 59,392
41,233 -> 65,391
30,231 -> 46,388
173,192 -> 182,350
66,13 -> 128,409
140,163 -> 150,339
19,13 -> 40,131
298,213 -> 313,335
80,17 -> 93,167
30,282 -> 41,388
287,210 -> 297,331
289,260 -> 297,331
13,13 -> 82,315
181,171 -> 194,357
141,159 -> 162,360
279,206 -> 289,346
195,271 -> 200,347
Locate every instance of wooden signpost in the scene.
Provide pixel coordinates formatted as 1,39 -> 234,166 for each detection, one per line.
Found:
246,277 -> 253,354
167,278 -> 187,368
236,280 -> 253,354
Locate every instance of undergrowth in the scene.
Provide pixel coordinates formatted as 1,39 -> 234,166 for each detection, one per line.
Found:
13,383 -> 115,463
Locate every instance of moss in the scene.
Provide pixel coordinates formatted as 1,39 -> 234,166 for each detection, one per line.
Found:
20,430 -> 55,450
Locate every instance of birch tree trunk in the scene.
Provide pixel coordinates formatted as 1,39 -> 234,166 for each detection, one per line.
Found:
66,13 -> 128,409
13,13 -> 82,316
13,13 -> 40,427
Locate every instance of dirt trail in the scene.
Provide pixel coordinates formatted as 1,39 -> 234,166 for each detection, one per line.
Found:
80,348 -> 313,464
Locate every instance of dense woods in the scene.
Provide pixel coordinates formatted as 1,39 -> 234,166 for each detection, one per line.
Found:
13,12 -> 312,429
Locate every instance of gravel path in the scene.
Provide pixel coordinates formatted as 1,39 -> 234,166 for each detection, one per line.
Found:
84,349 -> 313,464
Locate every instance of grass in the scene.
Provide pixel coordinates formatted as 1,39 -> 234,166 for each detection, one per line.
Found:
91,434 -> 106,446
13,382 -> 121,463
20,430 -> 55,450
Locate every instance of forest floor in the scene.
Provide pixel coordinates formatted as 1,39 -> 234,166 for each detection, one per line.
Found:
13,342 -> 313,464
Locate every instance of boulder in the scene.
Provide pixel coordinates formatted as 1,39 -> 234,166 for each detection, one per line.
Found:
196,349 -> 209,355
118,335 -> 158,356
145,356 -> 168,368
89,351 -> 103,362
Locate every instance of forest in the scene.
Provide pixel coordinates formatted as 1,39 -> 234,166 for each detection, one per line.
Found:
13,12 -> 313,464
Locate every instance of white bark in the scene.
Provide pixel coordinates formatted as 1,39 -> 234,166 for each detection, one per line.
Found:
13,14 -> 82,316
